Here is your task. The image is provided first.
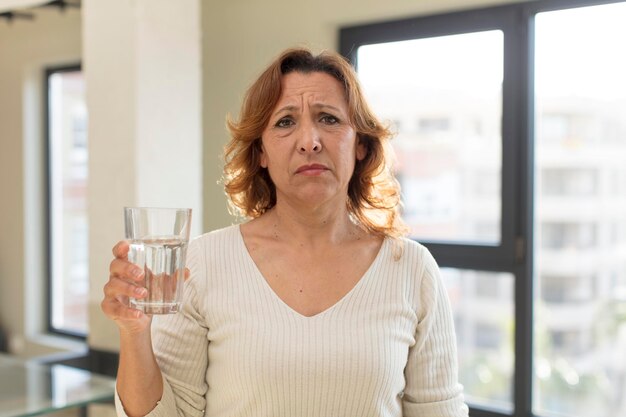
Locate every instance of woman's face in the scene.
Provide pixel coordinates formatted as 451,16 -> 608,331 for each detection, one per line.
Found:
260,71 -> 366,209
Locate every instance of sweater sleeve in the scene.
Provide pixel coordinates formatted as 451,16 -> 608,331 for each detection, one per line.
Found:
115,237 -> 210,417
402,246 -> 469,417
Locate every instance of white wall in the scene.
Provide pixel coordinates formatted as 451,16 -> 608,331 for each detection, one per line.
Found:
84,0 -> 203,352
0,7 -> 83,357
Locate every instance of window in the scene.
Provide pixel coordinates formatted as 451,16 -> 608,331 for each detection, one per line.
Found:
534,4 -> 626,416
356,30 -> 503,245
45,65 -> 89,337
541,222 -> 597,249
540,275 -> 594,304
341,1 -> 626,416
475,273 -> 502,299
441,268 -> 514,411
541,168 -> 597,196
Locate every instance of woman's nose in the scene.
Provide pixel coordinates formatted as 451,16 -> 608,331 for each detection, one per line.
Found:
297,121 -> 322,154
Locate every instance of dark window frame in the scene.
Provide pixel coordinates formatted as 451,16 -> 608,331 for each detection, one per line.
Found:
340,1 -> 624,416
342,4 -> 523,270
44,63 -> 87,340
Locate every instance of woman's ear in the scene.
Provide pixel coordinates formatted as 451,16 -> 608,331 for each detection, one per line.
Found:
258,140 -> 268,168
356,136 -> 367,161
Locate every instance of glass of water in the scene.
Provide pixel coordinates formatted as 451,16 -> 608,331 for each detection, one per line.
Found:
124,207 -> 192,314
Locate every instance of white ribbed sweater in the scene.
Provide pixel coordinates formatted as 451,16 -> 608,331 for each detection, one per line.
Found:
115,225 -> 468,417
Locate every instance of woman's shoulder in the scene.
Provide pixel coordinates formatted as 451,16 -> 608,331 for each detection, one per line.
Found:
393,236 -> 433,258
389,236 -> 439,272
389,237 -> 443,306
189,223 -> 241,248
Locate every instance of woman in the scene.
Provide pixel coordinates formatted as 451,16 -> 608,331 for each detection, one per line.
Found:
103,47 -> 469,417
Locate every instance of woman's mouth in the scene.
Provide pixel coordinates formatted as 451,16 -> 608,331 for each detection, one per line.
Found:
295,164 -> 328,176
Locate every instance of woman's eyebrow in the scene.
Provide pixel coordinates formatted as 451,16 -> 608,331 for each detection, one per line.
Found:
311,103 -> 342,113
271,103 -> 344,118
272,105 -> 299,117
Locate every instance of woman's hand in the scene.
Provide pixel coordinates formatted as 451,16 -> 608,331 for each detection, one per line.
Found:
101,240 -> 152,334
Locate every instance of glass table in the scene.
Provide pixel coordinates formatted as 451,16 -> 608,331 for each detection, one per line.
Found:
0,353 -> 116,417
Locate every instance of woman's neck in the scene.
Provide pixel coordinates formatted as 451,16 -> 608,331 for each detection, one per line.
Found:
265,203 -> 363,247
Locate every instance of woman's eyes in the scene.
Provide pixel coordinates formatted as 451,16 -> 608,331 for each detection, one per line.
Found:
275,117 -> 295,128
274,114 -> 339,128
319,114 -> 339,124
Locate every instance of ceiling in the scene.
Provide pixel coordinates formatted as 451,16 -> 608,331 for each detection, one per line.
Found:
0,0 -> 80,20
0,0 -> 51,13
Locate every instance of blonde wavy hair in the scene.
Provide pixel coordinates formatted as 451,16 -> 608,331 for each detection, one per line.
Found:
223,47 -> 408,239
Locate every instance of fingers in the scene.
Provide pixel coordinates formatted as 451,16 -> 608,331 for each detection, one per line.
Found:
110,258 -> 144,281
112,240 -> 130,259
104,276 -> 147,300
171,267 -> 190,282
101,277 -> 150,324
101,297 -> 145,320
110,241 -> 140,281
102,240 -> 153,330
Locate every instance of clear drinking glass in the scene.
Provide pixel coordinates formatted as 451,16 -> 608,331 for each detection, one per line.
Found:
124,207 -> 192,314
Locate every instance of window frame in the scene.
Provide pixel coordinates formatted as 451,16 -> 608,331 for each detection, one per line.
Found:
44,63 -> 87,340
340,1 -> 624,416
341,4 -> 524,269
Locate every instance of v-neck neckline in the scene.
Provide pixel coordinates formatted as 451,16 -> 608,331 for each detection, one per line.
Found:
235,224 -> 387,320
